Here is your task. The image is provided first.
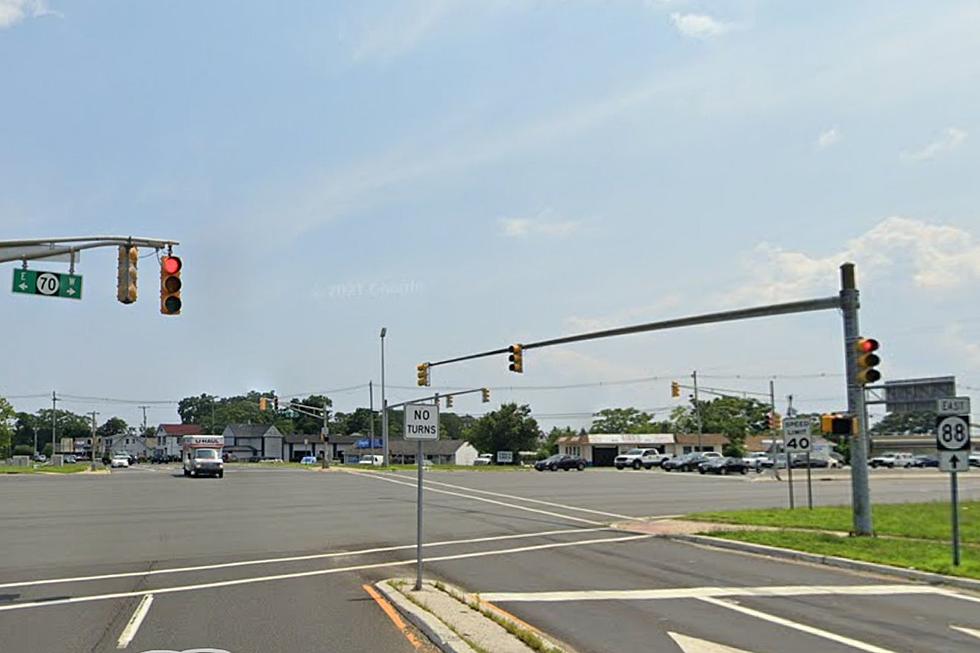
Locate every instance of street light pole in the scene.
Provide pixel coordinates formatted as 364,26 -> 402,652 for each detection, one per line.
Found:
88,412 -> 99,471
381,327 -> 388,467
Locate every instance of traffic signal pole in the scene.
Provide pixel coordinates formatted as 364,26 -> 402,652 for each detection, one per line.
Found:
840,263 -> 873,536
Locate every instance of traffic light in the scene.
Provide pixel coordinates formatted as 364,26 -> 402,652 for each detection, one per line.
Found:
274,397 -> 279,411
259,397 -> 268,411
821,414 -> 856,435
671,381 -> 680,398
481,388 -> 490,403
768,412 -> 782,431
855,338 -> 881,385
417,363 -> 430,387
160,255 -> 182,315
508,344 -> 523,373
445,395 -> 454,409
116,246 -> 138,304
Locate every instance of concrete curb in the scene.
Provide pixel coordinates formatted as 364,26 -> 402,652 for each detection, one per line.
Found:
671,533 -> 980,593
374,580 -> 479,653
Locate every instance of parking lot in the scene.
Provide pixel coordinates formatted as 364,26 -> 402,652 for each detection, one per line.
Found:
1,465 -> 978,652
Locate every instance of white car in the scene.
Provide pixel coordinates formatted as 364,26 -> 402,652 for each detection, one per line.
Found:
615,448 -> 670,470
742,452 -> 770,470
110,454 -> 130,468
358,455 -> 384,466
968,452 -> 980,468
869,452 -> 914,468
473,454 -> 494,466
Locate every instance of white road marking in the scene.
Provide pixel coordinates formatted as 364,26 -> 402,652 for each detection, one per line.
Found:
698,596 -> 898,653
388,473 -> 638,520
668,632 -> 756,653
0,526 -> 606,590
951,625 -> 980,640
0,533 -> 650,612
344,469 -> 606,525
479,584 -> 963,603
116,593 -> 153,649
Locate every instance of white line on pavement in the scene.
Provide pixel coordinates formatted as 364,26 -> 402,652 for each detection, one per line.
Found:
668,632 -> 755,653
698,596 -> 898,653
343,469 -> 606,526
951,625 -> 980,640
0,533 -> 651,613
479,584 -> 964,603
0,526 -> 607,591
115,593 -> 153,649
385,473 -> 639,520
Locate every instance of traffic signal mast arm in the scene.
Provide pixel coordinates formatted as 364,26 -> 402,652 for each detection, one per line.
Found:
0,236 -> 179,264
387,387 -> 489,411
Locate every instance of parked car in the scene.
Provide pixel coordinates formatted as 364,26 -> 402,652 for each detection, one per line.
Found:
473,454 -> 494,466
110,454 -> 130,468
358,455 -> 385,466
33,454 -> 47,463
698,456 -> 749,475
663,452 -> 719,472
534,454 -> 587,472
742,452 -> 770,471
614,448 -> 669,470
869,452 -> 914,468
911,455 -> 939,468
63,455 -> 77,464
968,452 -> 980,468
299,455 -> 317,465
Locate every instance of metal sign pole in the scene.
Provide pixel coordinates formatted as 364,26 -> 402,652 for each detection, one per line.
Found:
787,451 -> 795,510
415,437 -> 424,589
951,471 -> 960,566
806,453 -> 813,510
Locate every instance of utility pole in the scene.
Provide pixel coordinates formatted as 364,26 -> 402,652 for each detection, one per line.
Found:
51,391 -> 58,457
774,380 -> 793,508
369,381 -> 375,456
138,405 -> 148,433
322,400 -> 329,469
88,411 -> 99,471
32,426 -> 38,457
840,263 -> 872,535
692,371 -> 703,452
381,327 -> 388,467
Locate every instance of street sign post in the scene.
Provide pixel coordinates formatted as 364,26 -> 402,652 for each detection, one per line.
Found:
11,269 -> 83,300
405,400 -> 440,591
783,417 -> 815,509
935,397 -> 971,566
496,451 -> 514,464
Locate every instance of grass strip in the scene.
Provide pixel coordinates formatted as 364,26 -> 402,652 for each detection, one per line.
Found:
712,530 -> 980,580
689,502 -> 979,543
0,464 -> 92,474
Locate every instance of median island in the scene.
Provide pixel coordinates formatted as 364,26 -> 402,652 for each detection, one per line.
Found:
686,502 -> 979,580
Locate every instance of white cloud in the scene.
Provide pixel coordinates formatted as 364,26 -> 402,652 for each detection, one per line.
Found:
724,217 -> 980,305
0,0 -> 59,29
901,127 -> 968,163
816,127 -> 841,150
499,210 -> 580,238
670,12 -> 731,39
352,0 -> 457,62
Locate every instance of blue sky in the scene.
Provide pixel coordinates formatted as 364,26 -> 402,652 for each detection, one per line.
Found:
2,1 -> 978,429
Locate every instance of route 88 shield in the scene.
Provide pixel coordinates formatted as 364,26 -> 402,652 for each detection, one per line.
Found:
936,415 -> 970,451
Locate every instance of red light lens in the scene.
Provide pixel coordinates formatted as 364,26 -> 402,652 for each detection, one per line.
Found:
163,256 -> 182,274
858,338 -> 879,353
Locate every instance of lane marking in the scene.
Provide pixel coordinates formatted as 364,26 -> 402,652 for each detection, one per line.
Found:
387,473 -> 638,520
951,625 -> 980,640
0,526 -> 606,590
343,469 -> 605,526
698,596 -> 898,653
668,632 -> 756,653
479,584 -> 961,603
0,533 -> 651,612
116,593 -> 153,649
363,584 -> 422,650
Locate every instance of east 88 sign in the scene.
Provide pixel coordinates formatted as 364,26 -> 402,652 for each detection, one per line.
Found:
936,415 -> 970,451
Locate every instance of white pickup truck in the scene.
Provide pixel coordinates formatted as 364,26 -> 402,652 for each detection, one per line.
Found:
869,452 -> 914,468
615,448 -> 670,470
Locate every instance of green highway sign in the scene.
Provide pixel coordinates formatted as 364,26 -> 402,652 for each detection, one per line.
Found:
11,269 -> 83,300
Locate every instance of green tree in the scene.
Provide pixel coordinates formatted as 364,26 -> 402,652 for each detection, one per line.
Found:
540,426 -> 577,458
290,395 -> 333,434
96,417 -> 129,438
0,396 -> 15,458
464,403 -> 540,461
671,396 -> 771,457
590,408 -> 671,434
870,411 -> 936,435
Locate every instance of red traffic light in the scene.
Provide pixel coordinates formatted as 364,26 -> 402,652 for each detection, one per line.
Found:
856,338 -> 879,353
162,256 -> 182,275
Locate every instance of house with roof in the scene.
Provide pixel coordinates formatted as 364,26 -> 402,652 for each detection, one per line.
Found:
557,433 -> 730,466
155,424 -> 203,460
221,424 -> 284,461
386,438 -> 478,466
283,432 -> 329,462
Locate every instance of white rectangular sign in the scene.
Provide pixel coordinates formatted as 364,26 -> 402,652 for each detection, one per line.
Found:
404,403 -> 439,441
937,397 -> 971,416
782,417 -> 812,436
496,451 -> 513,464
939,450 -> 971,473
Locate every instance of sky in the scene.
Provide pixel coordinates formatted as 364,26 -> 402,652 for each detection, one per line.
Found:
1,0 -> 979,431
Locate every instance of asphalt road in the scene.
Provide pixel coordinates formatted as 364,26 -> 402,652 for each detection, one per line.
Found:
1,465 -> 978,653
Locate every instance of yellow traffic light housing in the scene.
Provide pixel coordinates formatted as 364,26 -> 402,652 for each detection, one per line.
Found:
821,414 -> 856,435
417,363 -> 430,387
481,388 -> 490,403
670,381 -> 680,398
116,246 -> 138,304
508,344 -> 523,373
768,412 -> 782,431
855,338 -> 880,385
445,395 -> 454,409
160,255 -> 182,315
259,397 -> 268,411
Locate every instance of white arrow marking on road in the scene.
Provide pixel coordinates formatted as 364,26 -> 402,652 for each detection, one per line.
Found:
951,625 -> 980,640
668,632 -> 756,652
116,593 -> 153,648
